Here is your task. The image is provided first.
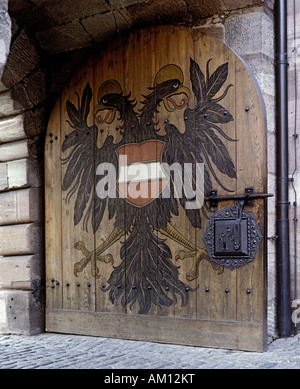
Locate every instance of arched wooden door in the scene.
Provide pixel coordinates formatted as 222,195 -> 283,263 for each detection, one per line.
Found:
45,26 -> 268,352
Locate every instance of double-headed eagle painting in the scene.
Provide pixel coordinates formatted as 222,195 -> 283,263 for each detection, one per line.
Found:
61,58 -> 237,314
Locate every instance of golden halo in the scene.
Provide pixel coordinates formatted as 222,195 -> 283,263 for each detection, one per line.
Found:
155,64 -> 184,86
97,79 -> 122,102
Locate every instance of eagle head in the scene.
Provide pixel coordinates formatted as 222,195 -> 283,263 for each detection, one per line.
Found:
94,79 -> 122,124
155,64 -> 191,112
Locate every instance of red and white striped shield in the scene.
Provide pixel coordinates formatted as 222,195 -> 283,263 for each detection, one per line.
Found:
116,140 -> 168,207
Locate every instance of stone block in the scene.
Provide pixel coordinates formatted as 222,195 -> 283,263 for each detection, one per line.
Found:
0,162 -> 8,190
267,297 -> 277,338
289,170 -> 300,207
267,252 -> 276,291
11,65 -> 46,110
242,55 -> 275,97
288,69 -> 298,102
0,188 -> 43,225
0,290 -> 43,335
27,158 -> 43,188
225,10 -> 274,59
3,29 -> 40,87
8,0 -> 31,13
127,0 -> 191,25
194,23 -> 225,42
0,292 -> 7,332
267,172 -> 276,236
6,158 -> 42,190
0,90 -> 23,118
10,3 -> 56,35
185,0 -> 226,19
109,0 -> 146,8
263,93 -> 275,133
267,132 -> 276,174
0,190 -> 22,225
7,158 -> 28,188
32,0 -> 110,25
223,0 -> 263,8
0,79 -> 8,92
0,223 -> 43,256
267,171 -> 276,197
36,21 -> 92,54
0,2 -> 11,78
0,139 -> 29,162
81,12 -> 117,42
0,254 -> 42,290
0,114 -> 26,143
24,107 -> 45,137
114,9 -> 132,33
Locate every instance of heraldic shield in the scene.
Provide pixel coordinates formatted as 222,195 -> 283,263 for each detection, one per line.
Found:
116,140 -> 168,207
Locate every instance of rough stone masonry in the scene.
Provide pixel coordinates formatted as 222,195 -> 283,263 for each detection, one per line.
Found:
0,0 -> 10,78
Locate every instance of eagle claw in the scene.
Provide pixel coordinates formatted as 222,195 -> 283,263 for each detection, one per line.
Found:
73,241 -> 114,279
175,249 -> 222,281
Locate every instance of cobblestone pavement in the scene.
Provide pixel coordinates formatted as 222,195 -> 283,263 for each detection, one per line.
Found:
0,332 -> 299,370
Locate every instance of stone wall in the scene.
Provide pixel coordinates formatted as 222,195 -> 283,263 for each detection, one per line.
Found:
0,0 -> 281,339
0,0 -> 11,77
0,20 -> 45,334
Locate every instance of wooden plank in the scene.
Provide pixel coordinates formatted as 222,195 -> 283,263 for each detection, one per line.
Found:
235,56 -> 267,329
154,25 -> 198,319
193,32 -> 238,322
123,27 -> 158,316
123,27 -> 161,316
45,98 -> 63,309
60,57 -> 96,312
46,308 -> 267,352
93,38 -> 126,314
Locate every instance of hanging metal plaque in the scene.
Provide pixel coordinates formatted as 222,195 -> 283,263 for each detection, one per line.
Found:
203,202 -> 263,271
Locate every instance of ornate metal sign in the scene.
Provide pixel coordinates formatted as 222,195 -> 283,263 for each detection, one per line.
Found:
203,201 -> 263,271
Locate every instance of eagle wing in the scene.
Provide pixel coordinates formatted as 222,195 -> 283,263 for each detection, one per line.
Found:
162,58 -> 237,228
61,82 -> 118,234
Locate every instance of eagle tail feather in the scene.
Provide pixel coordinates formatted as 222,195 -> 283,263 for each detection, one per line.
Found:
103,221 -> 191,314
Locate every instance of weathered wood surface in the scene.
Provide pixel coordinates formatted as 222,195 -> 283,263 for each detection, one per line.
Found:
45,98 -> 63,309
46,308 -> 266,352
45,26 -> 267,351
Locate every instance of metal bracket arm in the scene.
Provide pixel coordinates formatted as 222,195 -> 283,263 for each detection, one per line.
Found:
206,188 -> 274,208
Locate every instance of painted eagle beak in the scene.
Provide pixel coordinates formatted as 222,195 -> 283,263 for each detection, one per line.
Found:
94,104 -> 117,125
163,85 -> 191,112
